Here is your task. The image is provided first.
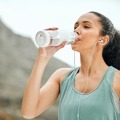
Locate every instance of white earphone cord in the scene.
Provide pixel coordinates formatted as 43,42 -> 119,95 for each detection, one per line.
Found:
74,51 -> 76,68
75,41 -> 98,120
73,41 -> 98,94
82,41 -> 98,93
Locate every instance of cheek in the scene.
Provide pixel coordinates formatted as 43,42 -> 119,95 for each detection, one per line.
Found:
82,30 -> 99,42
79,31 -> 99,49
71,30 -> 100,51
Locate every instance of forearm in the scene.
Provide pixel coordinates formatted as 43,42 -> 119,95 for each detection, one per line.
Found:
21,42 -> 66,118
21,51 -> 50,117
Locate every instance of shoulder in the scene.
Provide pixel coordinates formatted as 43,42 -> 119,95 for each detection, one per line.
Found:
46,67 -> 73,90
50,67 -> 79,86
113,69 -> 120,98
52,67 -> 74,83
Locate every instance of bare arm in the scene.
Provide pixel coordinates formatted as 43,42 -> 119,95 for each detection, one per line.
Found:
21,42 -> 67,119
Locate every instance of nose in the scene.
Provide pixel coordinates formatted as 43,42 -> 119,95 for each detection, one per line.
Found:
75,31 -> 80,35
74,27 -> 80,35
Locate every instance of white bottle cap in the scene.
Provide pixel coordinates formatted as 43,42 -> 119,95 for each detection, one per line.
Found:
35,30 -> 50,47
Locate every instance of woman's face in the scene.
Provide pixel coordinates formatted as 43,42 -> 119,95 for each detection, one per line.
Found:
72,13 -> 102,52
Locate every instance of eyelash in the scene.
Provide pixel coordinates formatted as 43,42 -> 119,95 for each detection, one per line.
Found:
84,26 -> 90,29
74,25 -> 90,30
74,26 -> 77,29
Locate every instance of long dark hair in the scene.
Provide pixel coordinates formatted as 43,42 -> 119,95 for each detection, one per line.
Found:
89,11 -> 120,70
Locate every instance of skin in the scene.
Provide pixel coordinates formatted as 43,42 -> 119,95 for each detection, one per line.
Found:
21,13 -> 120,119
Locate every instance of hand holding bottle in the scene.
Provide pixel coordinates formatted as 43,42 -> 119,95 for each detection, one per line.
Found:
38,41 -> 67,59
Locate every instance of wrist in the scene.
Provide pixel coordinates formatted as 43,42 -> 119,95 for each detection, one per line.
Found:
36,52 -> 51,65
37,48 -> 53,59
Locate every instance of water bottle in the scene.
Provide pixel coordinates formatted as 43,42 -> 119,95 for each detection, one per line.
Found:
35,29 -> 77,47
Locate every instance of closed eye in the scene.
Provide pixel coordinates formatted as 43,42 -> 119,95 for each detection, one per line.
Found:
74,26 -> 78,30
74,22 -> 79,30
84,25 -> 90,29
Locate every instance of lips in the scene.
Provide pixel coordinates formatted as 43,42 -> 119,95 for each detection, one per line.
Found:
73,38 -> 81,43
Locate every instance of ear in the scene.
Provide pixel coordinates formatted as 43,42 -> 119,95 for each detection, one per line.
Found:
104,35 -> 110,44
98,35 -> 110,46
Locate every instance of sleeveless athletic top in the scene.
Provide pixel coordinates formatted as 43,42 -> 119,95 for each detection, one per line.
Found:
58,66 -> 120,120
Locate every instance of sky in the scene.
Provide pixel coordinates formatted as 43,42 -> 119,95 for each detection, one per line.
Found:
0,0 -> 120,67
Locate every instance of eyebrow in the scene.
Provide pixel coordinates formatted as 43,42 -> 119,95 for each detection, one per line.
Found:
74,20 -> 93,29
82,21 -> 92,24
74,21 -> 92,25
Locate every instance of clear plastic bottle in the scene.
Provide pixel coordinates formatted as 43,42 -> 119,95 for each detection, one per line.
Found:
35,29 -> 77,47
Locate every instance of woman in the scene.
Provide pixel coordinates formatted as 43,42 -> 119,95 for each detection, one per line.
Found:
21,11 -> 120,120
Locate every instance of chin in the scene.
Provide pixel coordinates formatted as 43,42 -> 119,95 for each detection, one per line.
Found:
71,45 -> 78,51
71,44 -> 83,53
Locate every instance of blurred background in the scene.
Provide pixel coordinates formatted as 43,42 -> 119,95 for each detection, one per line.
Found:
0,0 -> 120,120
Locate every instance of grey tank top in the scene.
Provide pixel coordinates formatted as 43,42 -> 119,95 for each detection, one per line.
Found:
58,66 -> 120,120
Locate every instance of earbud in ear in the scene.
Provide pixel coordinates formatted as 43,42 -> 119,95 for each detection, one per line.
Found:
98,39 -> 104,43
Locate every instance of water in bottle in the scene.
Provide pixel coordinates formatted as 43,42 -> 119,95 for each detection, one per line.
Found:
35,29 -> 77,47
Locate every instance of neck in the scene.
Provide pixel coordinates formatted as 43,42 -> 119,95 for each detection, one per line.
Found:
79,49 -> 108,76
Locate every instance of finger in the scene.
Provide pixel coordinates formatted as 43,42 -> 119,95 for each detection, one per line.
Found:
44,27 -> 58,30
55,41 -> 67,50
